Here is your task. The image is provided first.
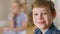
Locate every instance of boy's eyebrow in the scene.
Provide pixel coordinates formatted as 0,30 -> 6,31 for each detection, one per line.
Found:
41,10 -> 49,13
43,10 -> 48,12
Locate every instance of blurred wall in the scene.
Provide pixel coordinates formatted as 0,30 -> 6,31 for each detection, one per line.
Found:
0,0 -> 11,20
54,0 -> 60,27
0,0 -> 11,27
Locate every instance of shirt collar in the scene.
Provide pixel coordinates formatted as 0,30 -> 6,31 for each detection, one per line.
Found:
35,23 -> 57,34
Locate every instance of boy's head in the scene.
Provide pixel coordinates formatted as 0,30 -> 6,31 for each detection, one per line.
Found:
32,0 -> 55,14
32,0 -> 56,29
11,0 -> 21,14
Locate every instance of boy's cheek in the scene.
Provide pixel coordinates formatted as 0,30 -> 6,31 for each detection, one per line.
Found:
43,16 -> 49,24
44,16 -> 52,24
33,17 -> 38,25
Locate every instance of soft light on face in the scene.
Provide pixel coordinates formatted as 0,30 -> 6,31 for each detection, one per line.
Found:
11,3 -> 20,14
33,7 -> 53,29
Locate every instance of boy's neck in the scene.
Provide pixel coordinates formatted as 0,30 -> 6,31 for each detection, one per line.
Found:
40,28 -> 48,34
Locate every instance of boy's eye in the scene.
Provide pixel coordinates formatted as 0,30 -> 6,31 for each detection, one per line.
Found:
44,13 -> 47,14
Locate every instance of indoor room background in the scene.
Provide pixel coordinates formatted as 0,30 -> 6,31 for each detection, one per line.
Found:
0,0 -> 60,34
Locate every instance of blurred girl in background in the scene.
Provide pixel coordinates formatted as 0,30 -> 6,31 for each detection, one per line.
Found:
3,0 -> 28,34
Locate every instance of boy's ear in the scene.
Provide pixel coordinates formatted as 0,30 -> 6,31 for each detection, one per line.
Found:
52,11 -> 56,19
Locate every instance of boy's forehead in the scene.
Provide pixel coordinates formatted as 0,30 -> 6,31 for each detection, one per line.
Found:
33,7 -> 49,12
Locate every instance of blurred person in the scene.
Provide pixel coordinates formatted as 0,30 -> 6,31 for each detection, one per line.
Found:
3,0 -> 28,34
29,0 -> 60,34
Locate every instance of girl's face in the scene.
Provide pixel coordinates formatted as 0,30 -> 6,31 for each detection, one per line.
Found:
11,3 -> 20,14
33,7 -> 54,29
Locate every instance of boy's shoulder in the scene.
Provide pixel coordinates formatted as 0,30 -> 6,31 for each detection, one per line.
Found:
55,29 -> 60,34
35,28 -> 60,34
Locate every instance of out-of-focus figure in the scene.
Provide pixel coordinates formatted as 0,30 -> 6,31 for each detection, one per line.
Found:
3,0 -> 28,34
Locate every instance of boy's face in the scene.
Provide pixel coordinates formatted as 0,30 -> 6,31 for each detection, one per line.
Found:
11,3 -> 20,14
33,6 -> 55,29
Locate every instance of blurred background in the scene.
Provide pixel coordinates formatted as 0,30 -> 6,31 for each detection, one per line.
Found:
0,0 -> 60,34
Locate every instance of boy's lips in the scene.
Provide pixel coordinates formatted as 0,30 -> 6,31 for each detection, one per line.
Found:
38,21 -> 45,25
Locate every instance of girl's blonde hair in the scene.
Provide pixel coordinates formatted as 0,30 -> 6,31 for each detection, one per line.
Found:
13,0 -> 21,7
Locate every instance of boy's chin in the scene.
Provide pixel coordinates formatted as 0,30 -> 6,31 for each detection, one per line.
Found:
37,25 -> 46,29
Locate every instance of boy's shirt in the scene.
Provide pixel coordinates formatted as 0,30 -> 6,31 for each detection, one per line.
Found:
35,23 -> 60,34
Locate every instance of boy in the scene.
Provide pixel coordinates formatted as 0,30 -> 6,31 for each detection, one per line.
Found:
29,0 -> 60,34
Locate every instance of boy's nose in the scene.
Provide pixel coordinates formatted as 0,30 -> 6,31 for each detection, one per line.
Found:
39,13 -> 44,20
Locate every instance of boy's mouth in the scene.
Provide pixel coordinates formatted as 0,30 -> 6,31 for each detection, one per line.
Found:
38,20 -> 45,25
